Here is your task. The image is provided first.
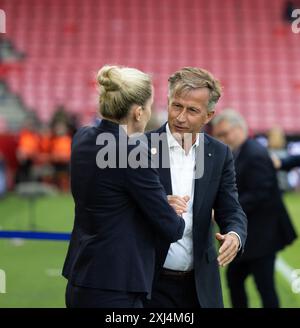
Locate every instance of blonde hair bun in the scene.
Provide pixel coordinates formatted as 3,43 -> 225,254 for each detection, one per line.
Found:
96,64 -> 152,120
97,65 -> 121,92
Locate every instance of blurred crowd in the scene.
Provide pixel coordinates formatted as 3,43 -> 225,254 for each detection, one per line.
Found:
0,106 -> 78,195
1,106 -> 300,197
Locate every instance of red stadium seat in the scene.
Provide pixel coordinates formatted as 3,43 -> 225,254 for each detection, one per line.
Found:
1,0 -> 299,132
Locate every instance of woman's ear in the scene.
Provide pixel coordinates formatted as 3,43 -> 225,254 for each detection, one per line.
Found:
133,105 -> 143,122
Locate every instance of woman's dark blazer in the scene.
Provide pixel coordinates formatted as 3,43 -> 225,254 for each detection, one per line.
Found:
62,119 -> 185,297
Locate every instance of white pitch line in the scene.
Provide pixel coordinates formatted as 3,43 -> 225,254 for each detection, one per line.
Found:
43,259 -> 295,281
45,268 -> 61,277
275,257 -> 295,284
10,238 -> 25,247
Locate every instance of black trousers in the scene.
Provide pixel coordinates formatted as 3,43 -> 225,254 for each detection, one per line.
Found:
226,253 -> 279,308
144,270 -> 201,308
65,281 -> 145,308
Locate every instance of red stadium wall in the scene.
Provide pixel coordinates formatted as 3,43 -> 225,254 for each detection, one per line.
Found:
0,0 -> 300,132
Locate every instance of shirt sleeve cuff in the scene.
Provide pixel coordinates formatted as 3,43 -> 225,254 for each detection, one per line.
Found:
228,231 -> 242,251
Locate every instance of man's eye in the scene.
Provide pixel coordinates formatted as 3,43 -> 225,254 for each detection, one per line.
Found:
173,104 -> 181,109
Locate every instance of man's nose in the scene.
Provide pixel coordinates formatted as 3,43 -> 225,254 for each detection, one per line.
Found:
176,109 -> 187,123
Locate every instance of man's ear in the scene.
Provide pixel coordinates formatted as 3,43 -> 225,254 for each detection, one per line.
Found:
205,111 -> 215,124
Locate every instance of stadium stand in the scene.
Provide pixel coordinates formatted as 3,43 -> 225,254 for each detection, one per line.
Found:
0,0 -> 299,132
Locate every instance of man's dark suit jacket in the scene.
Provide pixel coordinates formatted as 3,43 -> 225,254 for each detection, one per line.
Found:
62,119 -> 185,298
146,124 -> 247,308
234,138 -> 297,261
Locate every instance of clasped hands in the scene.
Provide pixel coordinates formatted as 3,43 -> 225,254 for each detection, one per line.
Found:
167,195 -> 240,267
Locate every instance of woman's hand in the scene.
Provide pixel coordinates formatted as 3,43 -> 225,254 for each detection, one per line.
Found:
167,195 -> 190,216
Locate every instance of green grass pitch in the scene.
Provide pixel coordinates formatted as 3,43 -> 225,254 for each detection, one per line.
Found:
0,192 -> 299,308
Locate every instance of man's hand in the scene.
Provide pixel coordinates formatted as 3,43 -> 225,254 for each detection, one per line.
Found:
167,195 -> 190,216
215,232 -> 240,267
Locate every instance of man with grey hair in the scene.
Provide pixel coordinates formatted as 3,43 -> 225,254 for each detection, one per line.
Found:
145,68 -> 247,308
212,109 -> 297,308
211,109 -> 248,153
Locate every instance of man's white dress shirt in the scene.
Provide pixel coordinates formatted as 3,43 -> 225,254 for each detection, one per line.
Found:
163,124 -> 241,271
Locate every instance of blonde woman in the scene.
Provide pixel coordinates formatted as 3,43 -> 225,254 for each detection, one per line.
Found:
62,65 -> 185,308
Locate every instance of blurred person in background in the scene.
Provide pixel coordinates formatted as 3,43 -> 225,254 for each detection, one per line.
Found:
272,154 -> 300,171
51,105 -> 79,136
33,124 -> 54,185
15,117 -> 40,183
62,65 -> 185,308
145,68 -> 247,308
268,126 -> 286,151
212,109 -> 297,308
267,126 -> 290,191
38,124 -> 52,164
0,152 -> 7,197
50,121 -> 71,191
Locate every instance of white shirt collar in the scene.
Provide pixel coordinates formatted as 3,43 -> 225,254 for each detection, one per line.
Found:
166,123 -> 200,150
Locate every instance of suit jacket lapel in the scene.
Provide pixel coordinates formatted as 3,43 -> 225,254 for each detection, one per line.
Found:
193,135 -> 214,221
150,123 -> 172,195
149,123 -> 173,269
157,166 -> 172,195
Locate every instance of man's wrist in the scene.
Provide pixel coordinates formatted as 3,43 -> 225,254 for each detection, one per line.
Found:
228,231 -> 242,251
